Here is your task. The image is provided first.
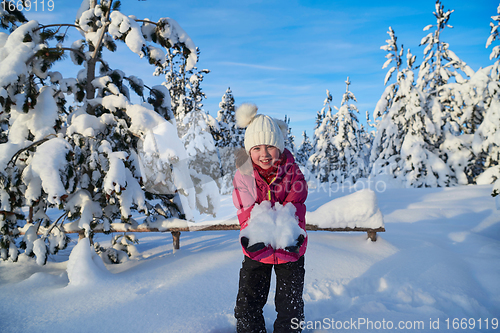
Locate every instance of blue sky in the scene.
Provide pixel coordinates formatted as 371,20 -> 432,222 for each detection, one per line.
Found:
26,0 -> 497,142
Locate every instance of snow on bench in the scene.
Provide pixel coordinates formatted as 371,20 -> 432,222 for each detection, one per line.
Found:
16,189 -> 385,249
305,188 -> 385,241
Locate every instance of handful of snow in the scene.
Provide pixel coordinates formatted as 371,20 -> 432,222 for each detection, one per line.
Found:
306,189 -> 384,229
240,201 -> 306,249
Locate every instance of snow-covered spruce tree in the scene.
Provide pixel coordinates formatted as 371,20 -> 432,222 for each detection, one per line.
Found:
473,4 -> 500,188
216,88 -> 243,147
174,58 -> 220,214
296,131 -> 313,167
371,26 -> 452,187
177,108 -> 220,216
215,87 -> 245,194
308,90 -> 339,183
370,27 -> 410,182
331,77 -> 367,184
0,0 -> 206,264
283,115 -> 296,154
417,0 -> 475,185
156,45 -> 220,212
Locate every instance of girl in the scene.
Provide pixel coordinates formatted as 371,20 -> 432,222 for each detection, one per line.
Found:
232,103 -> 308,333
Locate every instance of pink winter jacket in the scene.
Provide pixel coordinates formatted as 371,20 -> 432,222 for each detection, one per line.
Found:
232,149 -> 308,264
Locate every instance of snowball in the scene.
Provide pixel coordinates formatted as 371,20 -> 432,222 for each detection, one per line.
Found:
240,201 -> 305,249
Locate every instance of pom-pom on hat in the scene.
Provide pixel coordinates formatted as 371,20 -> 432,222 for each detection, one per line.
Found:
235,103 -> 288,153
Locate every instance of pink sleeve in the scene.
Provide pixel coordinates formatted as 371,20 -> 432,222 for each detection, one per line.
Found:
232,171 -> 257,228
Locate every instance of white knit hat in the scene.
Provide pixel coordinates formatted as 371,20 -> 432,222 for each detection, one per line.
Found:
235,103 -> 288,153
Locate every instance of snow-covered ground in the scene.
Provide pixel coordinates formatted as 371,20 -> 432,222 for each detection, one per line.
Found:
0,185 -> 499,333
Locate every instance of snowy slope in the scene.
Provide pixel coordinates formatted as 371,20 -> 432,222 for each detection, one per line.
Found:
0,185 -> 499,333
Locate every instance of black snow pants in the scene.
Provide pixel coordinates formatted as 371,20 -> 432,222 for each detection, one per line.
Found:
234,255 -> 305,333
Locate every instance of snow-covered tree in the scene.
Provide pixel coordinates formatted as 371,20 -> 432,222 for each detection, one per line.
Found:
0,0 -> 211,264
473,4 -> 500,188
331,77 -> 367,184
371,27 -> 413,181
295,131 -> 313,167
283,115 -> 296,154
371,26 -> 453,187
178,108 -> 220,215
416,1 -> 474,95
160,46 -> 221,207
215,88 -> 244,194
149,24 -> 202,121
308,90 -> 338,183
216,88 -> 243,147
415,1 -> 475,185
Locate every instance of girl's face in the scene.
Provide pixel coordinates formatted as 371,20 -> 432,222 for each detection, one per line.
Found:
250,145 -> 280,169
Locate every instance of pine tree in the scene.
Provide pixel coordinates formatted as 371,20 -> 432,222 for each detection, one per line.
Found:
0,0 -> 208,264
283,115 -> 296,154
416,1 -> 475,185
165,47 -> 222,205
215,88 -> 244,194
179,109 -> 220,216
371,26 -> 452,187
216,88 -> 243,147
311,98 -> 326,151
333,77 -> 366,184
296,131 -> 313,167
473,4 -> 500,188
371,27 -> 414,181
308,90 -> 338,183
416,1 -> 474,95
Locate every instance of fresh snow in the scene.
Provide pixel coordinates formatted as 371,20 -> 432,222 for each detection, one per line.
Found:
240,201 -> 306,249
307,189 -> 383,229
0,184 -> 499,333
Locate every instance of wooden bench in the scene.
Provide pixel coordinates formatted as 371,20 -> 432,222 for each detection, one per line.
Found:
66,224 -> 385,249
13,210 -> 385,250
